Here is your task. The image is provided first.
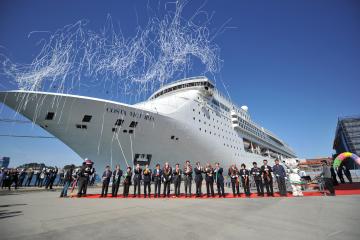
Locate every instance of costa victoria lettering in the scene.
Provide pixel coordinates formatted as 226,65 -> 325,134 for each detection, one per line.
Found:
106,107 -> 154,121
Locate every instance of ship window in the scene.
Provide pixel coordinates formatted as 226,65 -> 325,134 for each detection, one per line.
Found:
129,121 -> 138,128
115,119 -> 124,126
129,130 -> 134,134
176,137 -> 179,140
45,112 -> 55,120
82,115 -> 92,123
171,136 -> 175,140
76,124 -> 87,129
123,130 -> 128,133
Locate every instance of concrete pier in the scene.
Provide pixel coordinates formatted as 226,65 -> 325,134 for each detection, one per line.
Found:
0,187 -> 359,240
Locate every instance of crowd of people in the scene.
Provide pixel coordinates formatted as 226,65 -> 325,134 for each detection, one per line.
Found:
0,164 -> 97,191
93,159 -> 299,198
1,158 -> 354,198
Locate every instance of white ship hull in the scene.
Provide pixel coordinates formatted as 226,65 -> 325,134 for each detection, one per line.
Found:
0,77 -> 296,171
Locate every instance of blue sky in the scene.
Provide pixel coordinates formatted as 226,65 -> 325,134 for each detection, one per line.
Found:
0,0 -> 359,167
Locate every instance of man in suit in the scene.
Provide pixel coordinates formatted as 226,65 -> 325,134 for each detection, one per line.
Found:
330,165 -> 339,186
228,164 -> 240,197
273,159 -> 287,196
251,162 -> 264,196
214,162 -> 225,197
111,165 -> 123,197
183,160 -> 193,197
204,163 -> 215,197
153,164 -> 162,198
133,164 -> 142,197
77,159 -> 94,197
261,159 -> 274,196
101,165 -> 112,197
240,164 -> 251,197
194,162 -> 203,197
143,164 -> 152,198
162,162 -> 172,197
173,163 -> 182,197
123,167 -> 132,197
337,164 -> 345,183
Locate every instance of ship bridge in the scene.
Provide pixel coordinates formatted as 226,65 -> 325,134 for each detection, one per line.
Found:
149,76 -> 214,100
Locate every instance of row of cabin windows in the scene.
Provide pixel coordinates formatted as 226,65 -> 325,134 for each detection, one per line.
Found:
45,112 -> 139,134
194,109 -> 240,145
194,106 -> 242,156
46,112 -> 93,123
194,101 -> 289,157
194,109 -> 232,130
112,128 -> 134,134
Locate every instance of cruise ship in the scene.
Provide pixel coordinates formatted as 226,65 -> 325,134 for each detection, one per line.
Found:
0,76 -> 296,170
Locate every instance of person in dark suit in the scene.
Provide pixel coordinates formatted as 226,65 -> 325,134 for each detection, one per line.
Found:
111,165 -> 123,197
194,162 -> 203,197
240,164 -> 251,197
101,166 -> 112,197
143,164 -> 152,198
251,162 -> 264,196
133,164 -> 142,197
183,160 -> 193,197
261,159 -> 274,196
228,164 -> 240,197
205,163 -> 215,197
337,164 -> 345,183
153,164 -> 162,198
47,167 -> 58,190
123,167 -> 132,197
77,159 -> 94,197
214,162 -> 225,197
173,163 -> 182,197
273,159 -> 287,196
330,164 -> 339,186
162,162 -> 172,197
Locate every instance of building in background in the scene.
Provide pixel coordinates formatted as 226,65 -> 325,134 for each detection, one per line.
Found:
333,116 -> 360,169
333,116 -> 360,156
0,156 -> 10,168
299,157 -> 332,173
